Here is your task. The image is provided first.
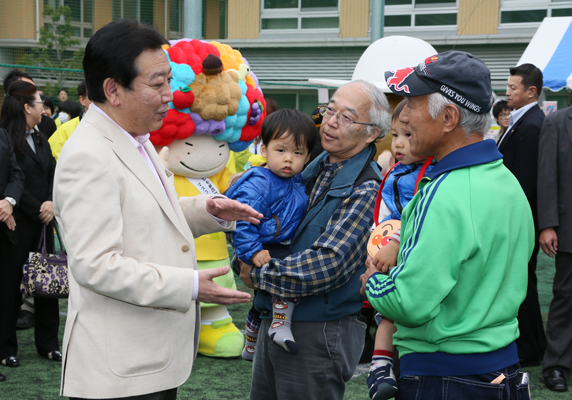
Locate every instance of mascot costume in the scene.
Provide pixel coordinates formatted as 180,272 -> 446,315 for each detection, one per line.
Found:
150,39 -> 266,358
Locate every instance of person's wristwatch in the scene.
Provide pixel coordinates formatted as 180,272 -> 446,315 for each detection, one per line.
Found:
4,197 -> 16,207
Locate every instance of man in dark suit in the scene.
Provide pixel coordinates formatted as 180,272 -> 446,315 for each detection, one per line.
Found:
498,63 -> 546,366
538,106 -> 572,392
0,128 -> 25,382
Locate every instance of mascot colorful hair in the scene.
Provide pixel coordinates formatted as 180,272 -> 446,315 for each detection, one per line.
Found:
150,39 -> 266,151
149,39 -> 266,358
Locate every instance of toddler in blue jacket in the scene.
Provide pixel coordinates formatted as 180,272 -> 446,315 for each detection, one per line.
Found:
367,100 -> 434,400
226,109 -> 316,360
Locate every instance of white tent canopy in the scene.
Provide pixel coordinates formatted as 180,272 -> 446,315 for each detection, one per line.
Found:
308,36 -> 437,93
518,17 -> 572,91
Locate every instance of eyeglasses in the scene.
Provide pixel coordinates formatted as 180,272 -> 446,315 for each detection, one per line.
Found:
31,100 -> 45,105
320,106 -> 377,128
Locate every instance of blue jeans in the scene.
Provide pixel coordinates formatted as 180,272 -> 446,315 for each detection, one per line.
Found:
397,364 -> 530,400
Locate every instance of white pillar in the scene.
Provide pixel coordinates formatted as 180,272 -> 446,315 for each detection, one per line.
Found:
183,0 -> 202,39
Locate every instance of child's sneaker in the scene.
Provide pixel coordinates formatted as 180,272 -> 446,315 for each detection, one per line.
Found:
367,359 -> 398,400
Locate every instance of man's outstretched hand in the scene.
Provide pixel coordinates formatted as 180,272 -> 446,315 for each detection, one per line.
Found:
206,197 -> 263,224
197,266 -> 251,305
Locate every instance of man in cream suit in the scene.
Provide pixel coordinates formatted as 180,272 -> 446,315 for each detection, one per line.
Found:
54,20 -> 259,400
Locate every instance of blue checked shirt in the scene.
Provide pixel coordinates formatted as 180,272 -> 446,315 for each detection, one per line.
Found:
250,156 -> 379,298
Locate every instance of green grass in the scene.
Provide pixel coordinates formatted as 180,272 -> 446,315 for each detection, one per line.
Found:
1,253 -> 569,399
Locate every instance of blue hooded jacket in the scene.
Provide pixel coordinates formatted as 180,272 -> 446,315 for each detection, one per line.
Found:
380,161 -> 434,222
225,167 -> 308,264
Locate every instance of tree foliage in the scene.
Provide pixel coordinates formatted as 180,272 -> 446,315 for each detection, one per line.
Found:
21,5 -> 84,92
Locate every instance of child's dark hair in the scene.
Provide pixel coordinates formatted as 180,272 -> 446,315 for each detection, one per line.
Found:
392,99 -> 407,121
492,100 -> 511,119
260,109 -> 317,153
58,101 -> 83,120
41,95 -> 54,115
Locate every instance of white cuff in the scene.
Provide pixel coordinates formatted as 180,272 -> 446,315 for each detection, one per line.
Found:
192,270 -> 199,301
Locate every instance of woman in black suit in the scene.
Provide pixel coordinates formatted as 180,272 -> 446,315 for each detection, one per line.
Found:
0,80 -> 61,369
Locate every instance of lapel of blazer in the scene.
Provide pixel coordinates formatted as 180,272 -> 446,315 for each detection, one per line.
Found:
24,133 -> 42,165
88,108 -> 190,241
145,141 -> 193,240
566,109 -> 572,146
498,105 -> 539,152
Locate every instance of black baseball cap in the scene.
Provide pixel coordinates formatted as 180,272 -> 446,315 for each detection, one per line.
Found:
384,51 -> 493,114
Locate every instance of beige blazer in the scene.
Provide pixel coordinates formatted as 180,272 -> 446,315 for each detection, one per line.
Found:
53,107 -> 233,398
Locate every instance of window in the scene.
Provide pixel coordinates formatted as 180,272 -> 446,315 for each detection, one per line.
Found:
44,0 -> 94,38
415,0 -> 456,6
171,0 -> 183,35
416,14 -> 457,25
260,0 -> 339,31
112,0 -> 154,25
261,18 -> 298,29
301,17 -> 339,29
264,0 -> 296,8
264,0 -> 337,9
552,8 -> 572,16
384,0 -> 457,6
500,0 -> 572,25
500,10 -> 547,23
385,15 -> 412,27
66,0 -> 93,38
263,92 -> 322,115
301,0 -> 337,9
384,0 -> 457,28
385,0 -> 412,5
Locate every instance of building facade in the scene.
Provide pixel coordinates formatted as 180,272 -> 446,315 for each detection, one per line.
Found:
217,0 -> 570,112
0,0 -> 185,96
1,0 -> 569,111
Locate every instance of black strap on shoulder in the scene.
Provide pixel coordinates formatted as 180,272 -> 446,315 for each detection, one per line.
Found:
309,144 -> 381,206
355,145 -> 382,188
355,160 -> 382,188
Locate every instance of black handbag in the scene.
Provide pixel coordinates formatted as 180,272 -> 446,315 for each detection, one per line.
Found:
20,221 -> 69,298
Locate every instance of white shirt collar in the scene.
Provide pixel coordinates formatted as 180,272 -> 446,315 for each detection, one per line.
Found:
25,129 -> 36,153
508,101 -> 537,130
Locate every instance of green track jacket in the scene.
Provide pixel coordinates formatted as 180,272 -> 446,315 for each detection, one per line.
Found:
367,140 -> 534,372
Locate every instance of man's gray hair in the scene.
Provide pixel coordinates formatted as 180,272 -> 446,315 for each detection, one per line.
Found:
339,80 -> 391,139
427,92 -> 494,136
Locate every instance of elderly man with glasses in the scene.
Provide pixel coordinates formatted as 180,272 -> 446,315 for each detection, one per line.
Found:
239,80 -> 391,400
